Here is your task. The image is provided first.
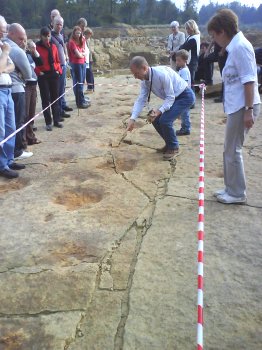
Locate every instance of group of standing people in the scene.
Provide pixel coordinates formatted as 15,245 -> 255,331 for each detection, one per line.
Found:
0,9 -> 95,179
167,19 -> 227,101
127,9 -> 260,205
36,10 -> 95,131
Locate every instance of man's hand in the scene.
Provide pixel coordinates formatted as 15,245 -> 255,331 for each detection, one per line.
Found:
244,110 -> 254,129
28,41 -> 37,54
126,119 -> 135,132
147,109 -> 161,123
0,41 -> 11,55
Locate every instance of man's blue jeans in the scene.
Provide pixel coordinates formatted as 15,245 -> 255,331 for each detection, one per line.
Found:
12,92 -> 26,157
181,107 -> 191,132
0,88 -> 16,170
152,88 -> 195,149
70,63 -> 86,106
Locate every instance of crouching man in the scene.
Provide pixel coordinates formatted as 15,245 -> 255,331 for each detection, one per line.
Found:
127,56 -> 195,160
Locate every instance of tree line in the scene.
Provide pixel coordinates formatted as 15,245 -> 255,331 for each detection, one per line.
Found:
0,0 -> 261,29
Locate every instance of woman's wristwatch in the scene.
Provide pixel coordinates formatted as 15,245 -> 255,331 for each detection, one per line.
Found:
245,106 -> 253,110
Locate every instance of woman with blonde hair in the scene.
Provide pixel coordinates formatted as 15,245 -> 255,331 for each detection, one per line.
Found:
179,19 -> 200,96
68,26 -> 89,108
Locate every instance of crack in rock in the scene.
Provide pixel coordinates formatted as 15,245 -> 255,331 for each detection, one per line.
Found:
64,312 -> 86,350
109,151 -> 151,200
113,225 -> 147,350
0,309 -> 86,318
113,159 -> 176,349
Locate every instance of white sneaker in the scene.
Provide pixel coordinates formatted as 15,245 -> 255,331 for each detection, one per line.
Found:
213,189 -> 227,198
217,192 -> 246,204
15,151 -> 33,160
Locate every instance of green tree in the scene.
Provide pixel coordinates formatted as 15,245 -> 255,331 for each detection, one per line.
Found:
119,0 -> 139,24
156,0 -> 181,25
182,0 -> 198,23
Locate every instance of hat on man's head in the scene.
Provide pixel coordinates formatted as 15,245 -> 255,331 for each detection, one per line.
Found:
40,26 -> 50,36
170,21 -> 179,28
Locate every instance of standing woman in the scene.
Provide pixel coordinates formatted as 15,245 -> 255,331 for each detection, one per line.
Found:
179,19 -> 200,90
167,21 -> 185,70
208,9 -> 260,204
68,26 -> 88,109
83,27 -> 95,92
35,27 -> 62,131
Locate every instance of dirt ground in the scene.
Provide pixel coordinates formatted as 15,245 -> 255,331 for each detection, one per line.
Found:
0,71 -> 261,350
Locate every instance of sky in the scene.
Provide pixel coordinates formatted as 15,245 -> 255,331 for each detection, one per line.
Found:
174,0 -> 261,11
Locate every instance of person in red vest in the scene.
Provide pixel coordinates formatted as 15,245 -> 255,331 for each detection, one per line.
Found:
35,26 -> 63,131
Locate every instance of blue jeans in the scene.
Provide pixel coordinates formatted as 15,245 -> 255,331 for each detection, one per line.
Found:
70,63 -> 86,106
188,61 -> 198,86
152,88 -> 195,149
181,107 -> 191,132
12,92 -> 26,157
0,88 -> 16,170
59,64 -> 67,111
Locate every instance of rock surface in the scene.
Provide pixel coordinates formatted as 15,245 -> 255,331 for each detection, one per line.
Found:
0,72 -> 261,350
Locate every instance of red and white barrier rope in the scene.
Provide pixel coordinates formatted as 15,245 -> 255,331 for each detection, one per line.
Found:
86,82 -> 138,88
197,84 -> 206,350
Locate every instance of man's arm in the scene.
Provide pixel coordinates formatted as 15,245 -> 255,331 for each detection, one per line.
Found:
0,42 -> 15,74
244,82 -> 255,129
127,83 -> 148,131
27,41 -> 43,66
10,48 -> 32,80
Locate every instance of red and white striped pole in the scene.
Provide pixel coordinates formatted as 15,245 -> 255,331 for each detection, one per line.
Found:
197,84 -> 205,350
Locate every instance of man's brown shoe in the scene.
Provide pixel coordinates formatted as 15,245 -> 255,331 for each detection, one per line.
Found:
163,148 -> 180,160
156,145 -> 168,153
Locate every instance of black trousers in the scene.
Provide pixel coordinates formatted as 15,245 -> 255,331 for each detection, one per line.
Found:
38,73 -> 61,125
86,62 -> 95,91
188,61 -> 198,94
12,92 -> 26,157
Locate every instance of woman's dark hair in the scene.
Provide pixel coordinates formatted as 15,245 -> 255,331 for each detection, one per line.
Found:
40,26 -> 51,37
207,9 -> 239,38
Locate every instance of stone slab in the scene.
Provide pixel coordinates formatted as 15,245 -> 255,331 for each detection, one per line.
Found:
68,291 -> 123,350
0,312 -> 81,350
